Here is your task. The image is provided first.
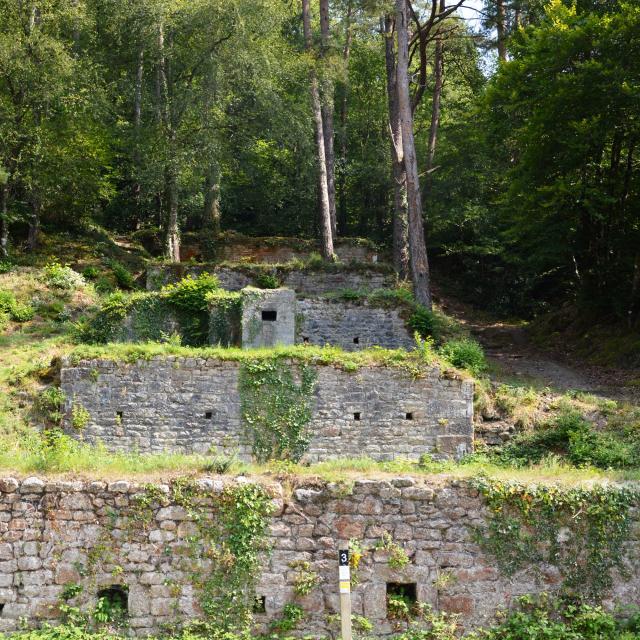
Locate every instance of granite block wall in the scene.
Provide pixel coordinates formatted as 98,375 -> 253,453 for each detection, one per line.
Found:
0,476 -> 638,636
60,358 -> 473,461
296,299 -> 414,351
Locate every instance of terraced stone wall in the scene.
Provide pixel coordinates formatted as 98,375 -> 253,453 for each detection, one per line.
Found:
60,358 -> 474,461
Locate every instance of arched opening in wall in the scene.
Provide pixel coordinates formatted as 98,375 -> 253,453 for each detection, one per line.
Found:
96,585 -> 129,621
253,595 -> 266,613
386,582 -> 417,619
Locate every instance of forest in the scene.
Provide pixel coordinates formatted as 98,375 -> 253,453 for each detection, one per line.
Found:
1,0 -> 637,321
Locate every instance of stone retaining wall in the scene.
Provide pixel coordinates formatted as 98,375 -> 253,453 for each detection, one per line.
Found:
296,299 -> 414,351
0,476 -> 638,636
60,358 -> 473,461
146,264 -> 395,294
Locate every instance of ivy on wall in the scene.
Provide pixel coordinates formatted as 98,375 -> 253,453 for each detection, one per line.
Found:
207,290 -> 242,346
239,358 -> 317,462
132,479 -> 273,634
471,478 -> 637,600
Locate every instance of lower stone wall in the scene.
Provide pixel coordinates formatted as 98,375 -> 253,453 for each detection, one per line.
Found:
296,299 -> 414,351
60,358 -> 473,461
0,476 -> 638,636
146,264 -> 395,295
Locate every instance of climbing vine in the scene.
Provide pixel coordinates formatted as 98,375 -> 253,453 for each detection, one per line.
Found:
239,358 -> 317,462
471,477 -> 638,600
131,479 -> 273,634
207,290 -> 242,346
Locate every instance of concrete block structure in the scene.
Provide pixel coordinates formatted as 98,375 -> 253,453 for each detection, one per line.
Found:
241,288 -> 296,348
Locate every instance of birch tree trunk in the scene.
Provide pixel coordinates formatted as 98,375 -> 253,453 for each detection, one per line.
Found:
203,163 -> 221,236
427,0 -> 445,172
302,0 -> 335,260
133,48 -> 144,219
395,0 -> 432,308
319,0 -> 337,237
383,15 -> 409,281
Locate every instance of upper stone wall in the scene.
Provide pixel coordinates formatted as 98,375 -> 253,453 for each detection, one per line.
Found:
0,476 -> 638,637
60,357 -> 473,461
146,264 -> 395,294
296,298 -> 414,351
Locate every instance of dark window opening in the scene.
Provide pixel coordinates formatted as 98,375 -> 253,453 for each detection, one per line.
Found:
262,310 -> 277,321
386,582 -> 417,618
205,411 -> 213,419
353,337 -> 360,344
253,596 -> 266,613
302,336 -> 309,344
116,411 -> 123,421
353,412 -> 361,421
0,603 -> 4,616
97,585 -> 129,617
405,412 -> 414,420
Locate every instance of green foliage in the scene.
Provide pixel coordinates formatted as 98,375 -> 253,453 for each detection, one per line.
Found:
377,532 -> 410,569
0,261 -> 13,274
74,292 -> 129,344
253,272 -> 280,289
108,261 -> 135,290
207,290 -> 242,347
408,306 -> 437,339
37,387 -> 66,426
42,262 -> 86,290
71,404 -> 91,431
472,477 -> 637,599
493,411 -> 640,470
81,266 -> 100,280
439,339 -> 486,375
0,290 -> 35,323
239,358 -> 317,462
161,274 -> 220,312
270,603 -> 305,633
290,560 -> 320,595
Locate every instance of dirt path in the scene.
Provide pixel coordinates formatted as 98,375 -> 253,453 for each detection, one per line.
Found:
437,294 -> 636,401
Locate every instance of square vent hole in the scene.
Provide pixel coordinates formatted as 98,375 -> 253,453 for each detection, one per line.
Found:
204,411 -> 213,420
405,412 -> 414,420
353,336 -> 360,344
262,310 -> 277,321
353,412 -> 361,421
97,585 -> 128,617
302,336 -> 310,344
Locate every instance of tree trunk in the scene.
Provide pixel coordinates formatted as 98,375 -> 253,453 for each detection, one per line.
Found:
302,0 -> 335,260
133,48 -> 144,219
319,0 -> 337,237
0,184 -> 9,259
26,192 -> 40,252
427,0 -> 445,172
203,163 -> 221,236
496,0 -> 507,62
383,15 -> 410,281
158,22 -> 180,261
337,0 -> 353,236
395,0 -> 432,308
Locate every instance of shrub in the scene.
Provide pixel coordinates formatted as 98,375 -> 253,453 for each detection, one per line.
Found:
42,261 -> 85,290
253,272 -> 280,289
81,266 -> 100,280
408,305 -> 436,338
0,260 -> 13,273
109,260 -> 135,289
439,338 -> 486,375
161,273 -> 220,312
0,290 -> 35,323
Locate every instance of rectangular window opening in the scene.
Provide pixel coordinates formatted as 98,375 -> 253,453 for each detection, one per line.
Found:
302,336 -> 309,344
262,310 -> 277,321
116,411 -> 123,421
353,336 -> 360,344
405,412 -> 414,420
205,411 -> 213,420
253,595 -> 266,614
353,412 -> 361,421
0,603 -> 4,616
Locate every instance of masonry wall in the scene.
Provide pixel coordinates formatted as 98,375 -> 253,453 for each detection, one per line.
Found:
146,264 -> 395,294
0,476 -> 638,637
296,299 -> 414,351
60,358 -> 473,461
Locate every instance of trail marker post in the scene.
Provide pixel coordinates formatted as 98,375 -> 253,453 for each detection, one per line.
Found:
339,549 -> 352,640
